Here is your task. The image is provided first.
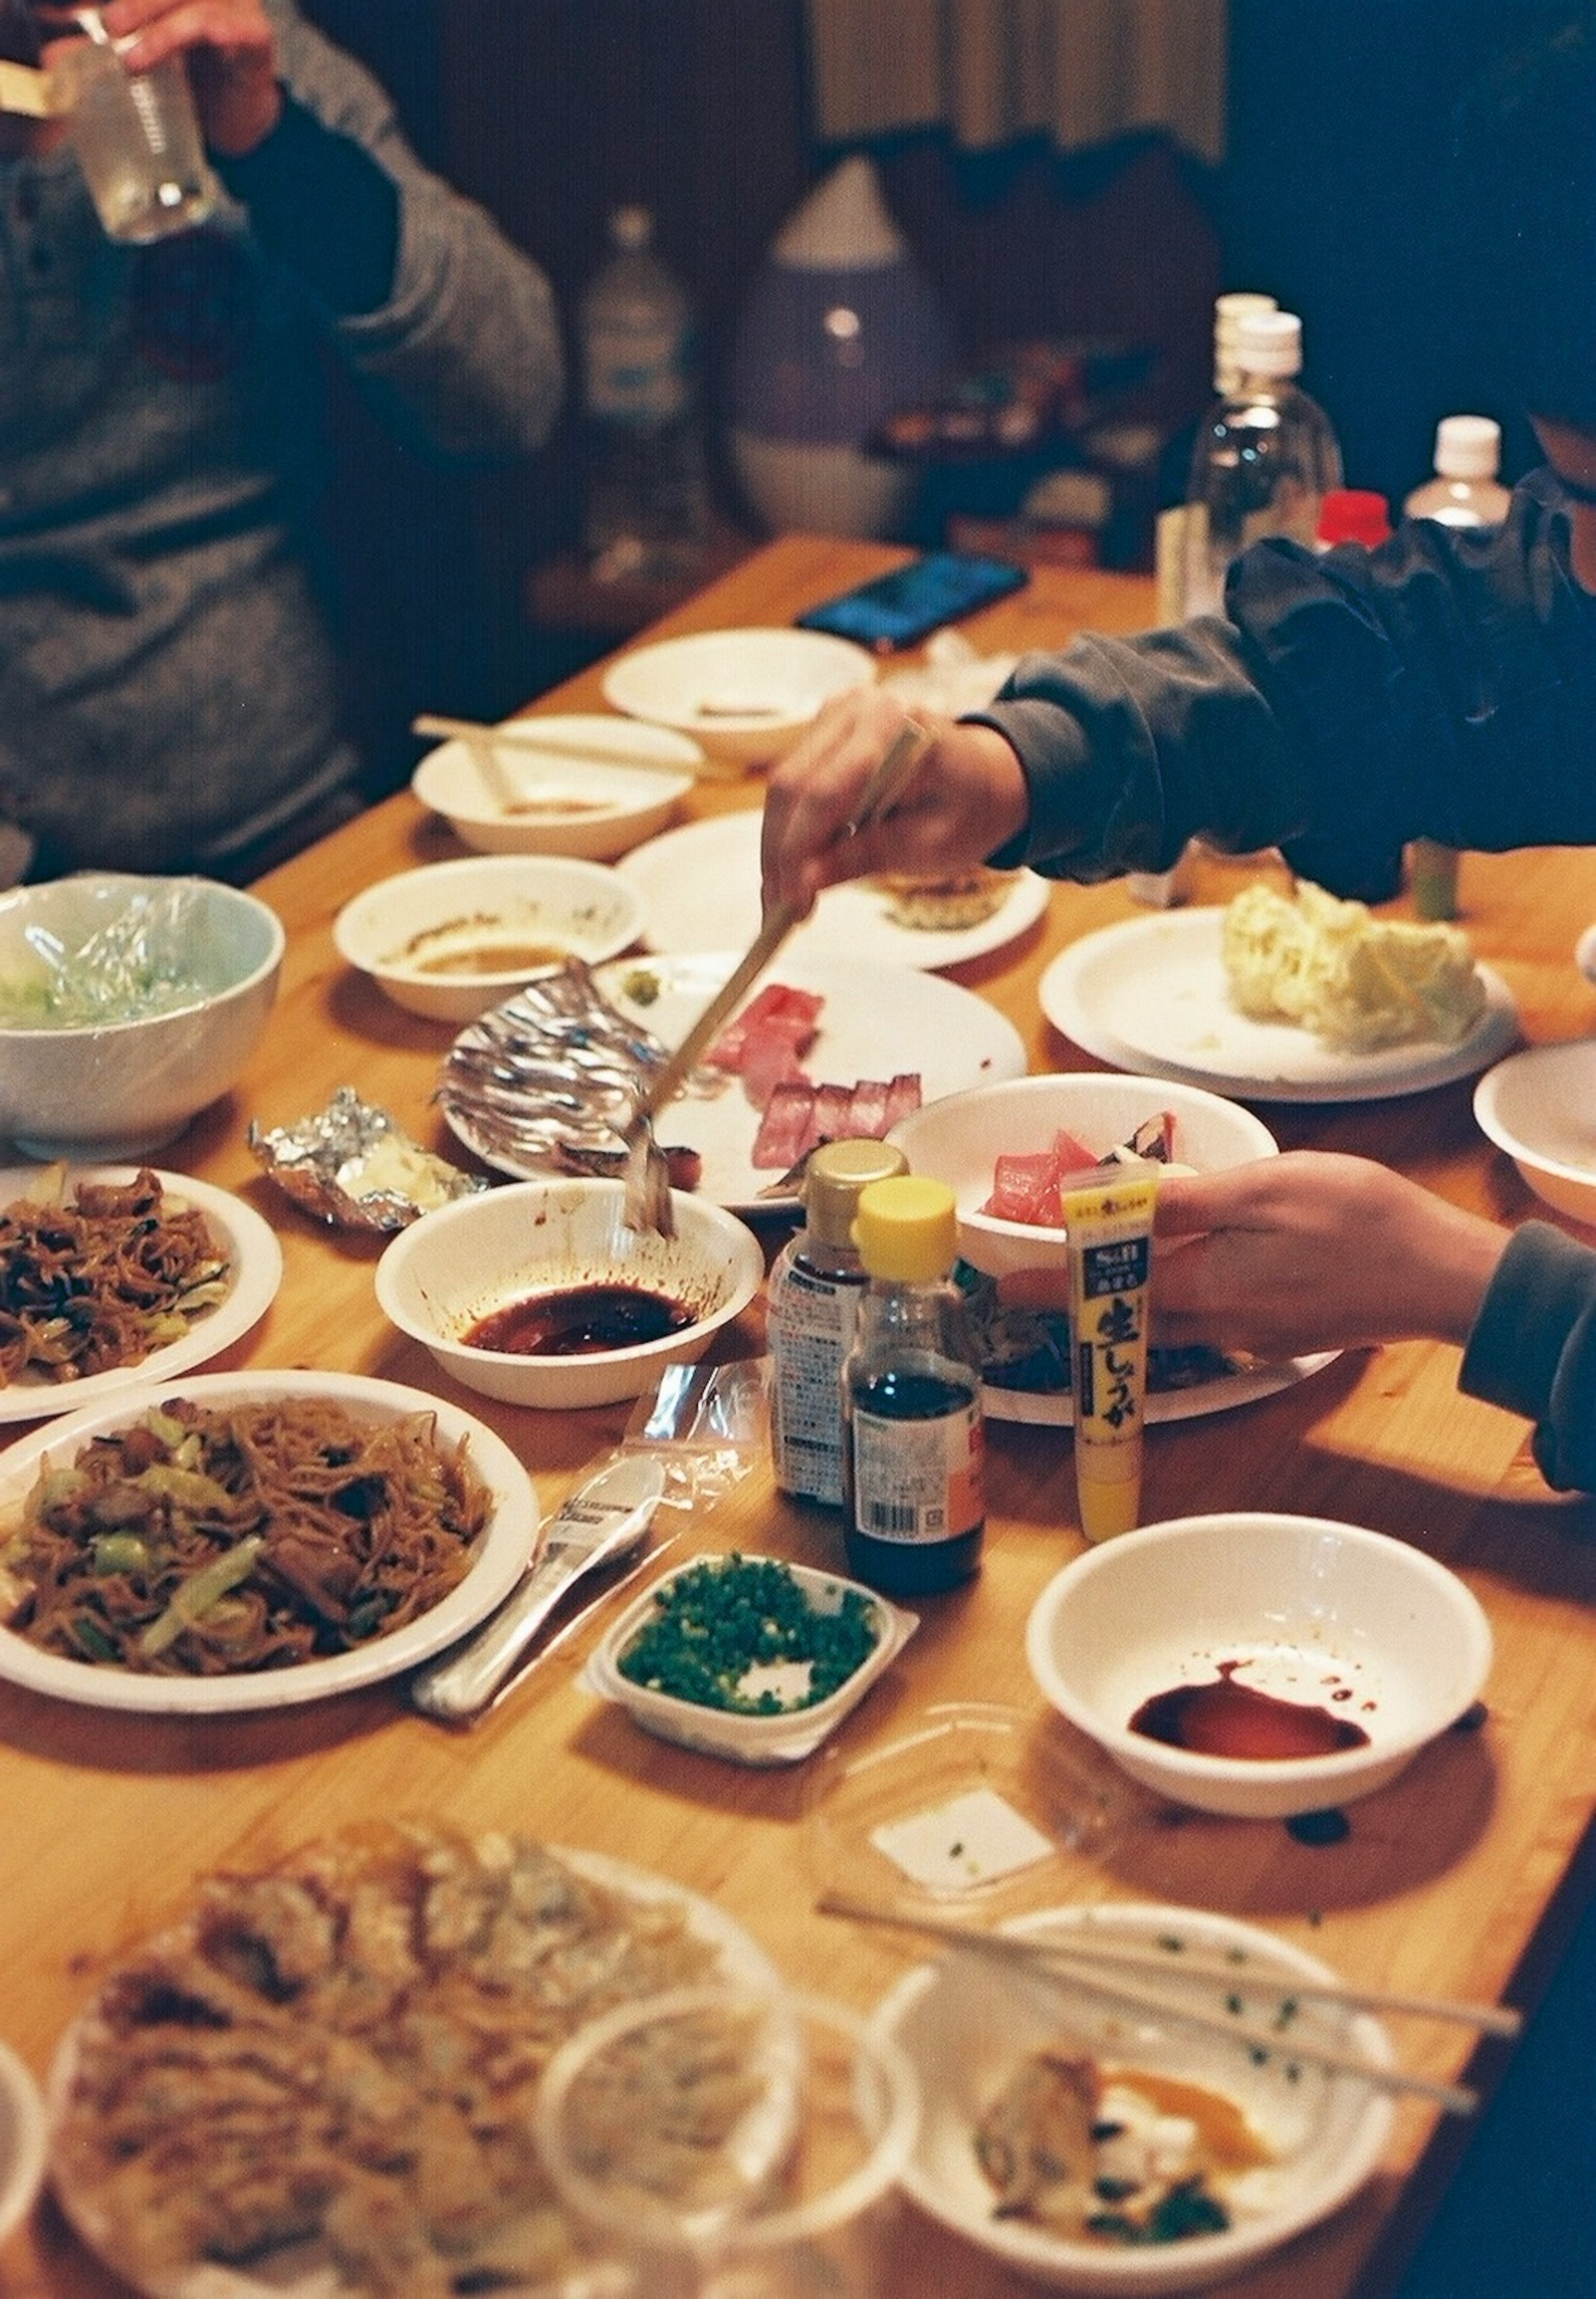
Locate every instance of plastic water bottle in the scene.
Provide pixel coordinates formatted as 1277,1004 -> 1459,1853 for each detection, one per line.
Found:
579,205 -> 709,583
1180,308 -> 1343,620
1404,415 -> 1512,532
1402,417 -> 1511,919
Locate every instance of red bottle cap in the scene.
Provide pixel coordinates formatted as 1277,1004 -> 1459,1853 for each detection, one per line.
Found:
1317,488 -> 1393,548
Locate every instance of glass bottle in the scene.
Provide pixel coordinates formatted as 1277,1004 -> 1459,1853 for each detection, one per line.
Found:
768,1138 -> 909,1510
841,1175 -> 985,1596
1180,308 -> 1343,620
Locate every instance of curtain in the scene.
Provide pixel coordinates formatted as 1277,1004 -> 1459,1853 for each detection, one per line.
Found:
805,0 -> 1227,164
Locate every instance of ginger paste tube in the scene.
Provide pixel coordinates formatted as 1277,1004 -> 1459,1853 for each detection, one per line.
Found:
1062,1168 -> 1157,1542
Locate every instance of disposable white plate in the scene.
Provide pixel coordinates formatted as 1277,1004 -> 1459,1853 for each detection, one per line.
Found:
0,1166 -> 282,1425
1040,909 -> 1518,1102
589,950 -> 1028,1212
616,809 -> 1053,973
0,1370 -> 538,1713
980,1350 -> 1337,1429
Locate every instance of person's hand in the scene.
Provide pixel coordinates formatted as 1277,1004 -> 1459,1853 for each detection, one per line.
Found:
1150,1150 -> 1509,1358
759,685 -> 1030,922
89,0 -> 282,156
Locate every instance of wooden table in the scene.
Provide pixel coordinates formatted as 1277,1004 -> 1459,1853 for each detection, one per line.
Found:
5,536 -> 1596,2299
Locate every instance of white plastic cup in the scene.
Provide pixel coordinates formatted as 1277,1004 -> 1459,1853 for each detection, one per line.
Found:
61,19 -> 217,243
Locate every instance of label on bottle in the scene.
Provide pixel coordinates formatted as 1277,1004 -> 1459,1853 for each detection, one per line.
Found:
768,1258 -> 865,1507
849,1397 -> 983,1545
585,317 -> 690,427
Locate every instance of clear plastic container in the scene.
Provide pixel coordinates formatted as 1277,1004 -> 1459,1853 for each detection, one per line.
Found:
1404,414 -> 1512,531
579,204 -> 709,582
1180,309 -> 1343,619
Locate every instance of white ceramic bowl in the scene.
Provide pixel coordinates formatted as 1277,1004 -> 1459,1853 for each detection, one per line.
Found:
1473,1039 -> 1596,1227
0,2035 -> 46,2250
333,855 -> 645,1023
887,1071 -> 1278,1281
411,715 -> 701,860
874,1900 -> 1396,2296
1026,1512 -> 1493,1821
0,873 -> 284,1160
600,626 -> 876,766
374,1178 -> 765,1408
584,1553 -> 918,1765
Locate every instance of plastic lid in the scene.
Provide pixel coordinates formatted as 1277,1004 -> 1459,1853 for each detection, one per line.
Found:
1434,414 -> 1501,479
1233,308 -> 1303,379
851,1175 -> 958,1284
1316,488 -> 1393,547
805,1139 -> 909,1251
1213,291 -> 1278,389
608,205 -> 653,251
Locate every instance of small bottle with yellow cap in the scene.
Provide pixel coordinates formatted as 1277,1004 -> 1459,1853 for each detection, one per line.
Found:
768,1138 -> 910,1509
840,1173 -> 985,1595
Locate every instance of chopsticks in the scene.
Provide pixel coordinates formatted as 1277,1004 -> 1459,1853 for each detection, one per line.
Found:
817,1891 -> 1520,2117
0,60 -> 62,117
619,716 -> 929,1235
412,712 -> 736,780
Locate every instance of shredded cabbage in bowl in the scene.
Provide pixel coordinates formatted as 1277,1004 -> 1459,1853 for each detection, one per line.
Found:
0,884 -> 219,1030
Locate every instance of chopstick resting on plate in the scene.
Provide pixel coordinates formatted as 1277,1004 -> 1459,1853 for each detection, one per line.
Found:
817,1891 -> 1519,2116
412,712 -> 735,780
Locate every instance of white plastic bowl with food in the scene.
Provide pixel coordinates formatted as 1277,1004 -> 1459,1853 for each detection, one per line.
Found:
0,873 -> 284,1160
411,715 -> 702,860
1473,1038 -> 1596,1227
374,1177 -> 764,1408
601,626 -> 876,766
874,1899 -> 1396,2295
333,854 -> 645,1023
887,1071 -> 1277,1282
1026,1512 -> 1493,1821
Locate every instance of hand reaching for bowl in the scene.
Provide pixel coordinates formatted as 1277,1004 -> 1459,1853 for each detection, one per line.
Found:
760,687 -> 1030,922
997,1151 -> 1509,1360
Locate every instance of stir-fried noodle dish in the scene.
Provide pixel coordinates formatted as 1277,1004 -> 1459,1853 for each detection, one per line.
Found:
52,1826 -> 754,2299
0,1395 -> 492,1673
0,1166 -> 230,1387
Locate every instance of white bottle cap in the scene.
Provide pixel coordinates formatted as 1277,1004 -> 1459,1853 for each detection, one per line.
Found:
609,205 -> 653,251
1213,292 -> 1278,390
1433,414 -> 1501,479
1233,309 -> 1303,379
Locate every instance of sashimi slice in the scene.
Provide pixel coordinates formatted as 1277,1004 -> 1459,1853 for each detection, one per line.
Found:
751,1080 -> 817,1169
709,983 -> 823,1071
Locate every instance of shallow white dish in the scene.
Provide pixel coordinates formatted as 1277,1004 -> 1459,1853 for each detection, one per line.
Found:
0,874 -> 285,1160
47,1840 -> 786,2299
0,1166 -> 283,1425
883,1072 -> 1332,1428
0,1370 -> 539,1713
1026,1512 -> 1493,1821
333,854 -> 644,1023
586,949 -> 1028,1214
411,715 -> 701,860
374,1178 -> 765,1409
618,808 -> 1052,972
1041,909 -> 1518,1102
584,1553 -> 918,1765
601,626 -> 876,765
0,2034 -> 46,2250
874,1900 -> 1396,2296
1473,1038 -> 1596,1227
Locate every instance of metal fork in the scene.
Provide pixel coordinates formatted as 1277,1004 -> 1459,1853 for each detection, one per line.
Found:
619,718 -> 930,1236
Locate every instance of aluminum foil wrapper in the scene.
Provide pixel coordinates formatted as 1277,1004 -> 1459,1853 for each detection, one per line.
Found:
249,1086 -> 487,1232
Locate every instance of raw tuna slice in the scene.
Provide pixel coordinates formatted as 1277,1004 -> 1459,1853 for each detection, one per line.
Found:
709,983 -> 823,1072
751,1080 -> 817,1169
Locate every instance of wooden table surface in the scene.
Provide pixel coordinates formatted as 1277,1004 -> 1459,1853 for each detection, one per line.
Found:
5,536 -> 1596,2299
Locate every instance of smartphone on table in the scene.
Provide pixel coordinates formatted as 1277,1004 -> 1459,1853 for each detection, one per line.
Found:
794,549 -> 1030,653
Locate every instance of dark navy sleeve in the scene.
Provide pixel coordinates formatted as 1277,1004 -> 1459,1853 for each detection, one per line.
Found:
213,92 -> 399,317
1461,1220 -> 1596,1492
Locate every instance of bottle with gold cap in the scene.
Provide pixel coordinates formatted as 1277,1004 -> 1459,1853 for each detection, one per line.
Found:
840,1174 -> 985,1595
768,1138 -> 909,1508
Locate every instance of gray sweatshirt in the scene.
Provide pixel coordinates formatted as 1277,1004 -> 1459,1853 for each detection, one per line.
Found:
0,0 -> 563,877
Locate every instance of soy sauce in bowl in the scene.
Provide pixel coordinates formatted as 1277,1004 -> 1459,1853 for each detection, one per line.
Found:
465,1284 -> 695,1358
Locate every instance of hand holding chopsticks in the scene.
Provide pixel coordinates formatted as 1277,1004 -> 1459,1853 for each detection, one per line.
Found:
817,1890 -> 1522,2117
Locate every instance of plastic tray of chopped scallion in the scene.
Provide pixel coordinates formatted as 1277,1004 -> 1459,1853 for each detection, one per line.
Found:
583,1552 -> 918,1767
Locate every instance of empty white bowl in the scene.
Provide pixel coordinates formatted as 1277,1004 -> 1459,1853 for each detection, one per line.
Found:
1473,1039 -> 1596,1227
0,873 -> 284,1160
333,855 -> 644,1023
601,627 -> 876,766
887,1072 -> 1277,1281
874,1899 -> 1396,2295
411,715 -> 701,860
1026,1512 -> 1493,1820
374,1177 -> 765,1408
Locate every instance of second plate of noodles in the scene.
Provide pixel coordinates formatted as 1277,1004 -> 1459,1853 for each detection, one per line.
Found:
0,1370 -> 539,1713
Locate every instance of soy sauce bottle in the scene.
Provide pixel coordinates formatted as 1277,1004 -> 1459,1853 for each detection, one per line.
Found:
841,1175 -> 985,1595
